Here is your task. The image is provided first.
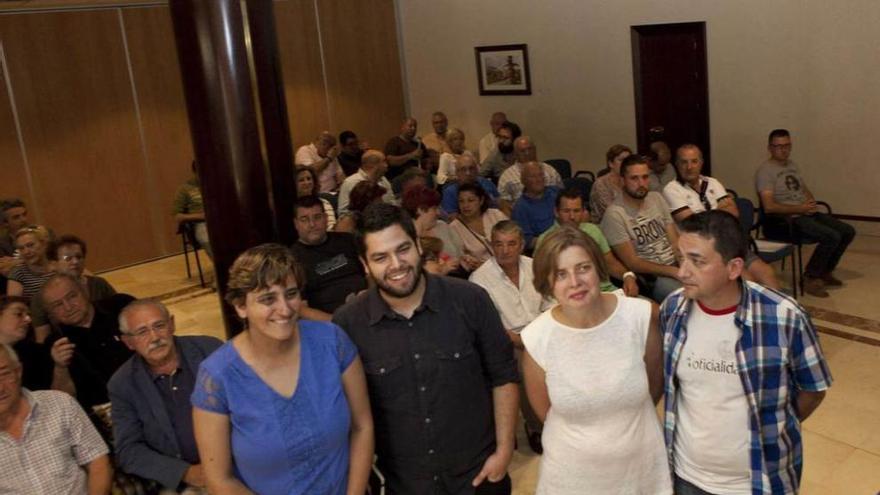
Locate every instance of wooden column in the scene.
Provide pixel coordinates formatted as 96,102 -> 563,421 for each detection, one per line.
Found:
169,0 -> 295,337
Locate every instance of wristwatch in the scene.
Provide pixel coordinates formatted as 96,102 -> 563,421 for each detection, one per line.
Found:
622,271 -> 636,280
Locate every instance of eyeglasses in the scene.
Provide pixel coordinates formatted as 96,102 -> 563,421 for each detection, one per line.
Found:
122,320 -> 170,339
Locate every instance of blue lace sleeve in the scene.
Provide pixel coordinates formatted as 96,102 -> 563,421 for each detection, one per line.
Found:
333,323 -> 358,373
191,364 -> 229,414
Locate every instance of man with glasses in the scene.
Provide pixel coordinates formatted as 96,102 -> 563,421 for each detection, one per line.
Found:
755,129 -> 855,297
108,299 -> 221,494
41,273 -> 134,412
30,235 -> 118,342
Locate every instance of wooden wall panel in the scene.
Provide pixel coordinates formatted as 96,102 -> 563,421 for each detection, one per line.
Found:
0,11 -> 156,270
317,0 -> 405,150
122,5 -> 193,255
0,54 -> 34,209
274,0 -> 330,148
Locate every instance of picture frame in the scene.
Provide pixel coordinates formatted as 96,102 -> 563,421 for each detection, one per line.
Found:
474,44 -> 531,96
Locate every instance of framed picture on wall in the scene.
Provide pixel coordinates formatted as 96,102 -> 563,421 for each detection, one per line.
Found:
474,44 -> 531,96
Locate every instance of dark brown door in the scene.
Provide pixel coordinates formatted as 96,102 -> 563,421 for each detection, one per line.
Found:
631,22 -> 711,175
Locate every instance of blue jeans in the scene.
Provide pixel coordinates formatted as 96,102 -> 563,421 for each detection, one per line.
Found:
792,213 -> 855,277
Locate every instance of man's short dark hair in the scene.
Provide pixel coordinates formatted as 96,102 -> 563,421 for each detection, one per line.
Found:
768,129 -> 790,143
620,154 -> 649,177
499,121 -> 522,140
292,195 -> 324,217
47,234 -> 87,261
678,210 -> 747,262
0,198 -> 25,219
555,187 -> 584,209
355,203 -> 418,257
339,130 -> 357,145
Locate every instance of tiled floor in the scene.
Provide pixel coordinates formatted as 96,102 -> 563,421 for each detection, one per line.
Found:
99,234 -> 880,494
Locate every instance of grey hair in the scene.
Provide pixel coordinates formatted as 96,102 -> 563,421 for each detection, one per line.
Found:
118,299 -> 171,334
491,220 -> 524,241
0,343 -> 21,367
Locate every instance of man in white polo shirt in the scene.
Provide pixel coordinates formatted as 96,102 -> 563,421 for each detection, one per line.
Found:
469,220 -> 549,454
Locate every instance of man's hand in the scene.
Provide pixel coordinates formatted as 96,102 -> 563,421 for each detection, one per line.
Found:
622,275 -> 639,297
803,200 -> 818,215
410,147 -> 423,160
471,446 -> 513,486
183,464 -> 206,488
327,145 -> 340,160
460,254 -> 483,272
51,337 -> 75,367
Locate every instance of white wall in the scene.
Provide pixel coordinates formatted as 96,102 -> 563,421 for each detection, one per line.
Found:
396,0 -> 880,220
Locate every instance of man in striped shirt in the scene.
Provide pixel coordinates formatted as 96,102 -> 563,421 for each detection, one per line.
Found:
660,210 -> 832,495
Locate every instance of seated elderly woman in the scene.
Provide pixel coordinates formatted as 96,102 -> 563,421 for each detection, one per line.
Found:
436,128 -> 476,186
7,225 -> 53,298
334,180 -> 389,234
448,183 -> 508,271
401,184 -> 463,275
191,244 -> 373,494
295,165 -> 337,229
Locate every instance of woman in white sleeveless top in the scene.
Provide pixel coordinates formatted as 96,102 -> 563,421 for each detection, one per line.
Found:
521,226 -> 672,494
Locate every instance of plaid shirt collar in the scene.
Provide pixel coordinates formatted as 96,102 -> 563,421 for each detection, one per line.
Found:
661,280 -> 833,495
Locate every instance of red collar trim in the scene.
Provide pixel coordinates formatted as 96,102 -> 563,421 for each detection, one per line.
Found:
697,300 -> 738,316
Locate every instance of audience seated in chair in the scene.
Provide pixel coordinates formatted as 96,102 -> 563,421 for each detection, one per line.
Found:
336,179 -> 392,234
480,120 -> 520,181
755,129 -> 855,297
663,144 -> 780,290
108,299 -> 222,493
511,162 -> 560,249
537,188 -> 640,297
338,150 -> 395,215
290,195 -> 367,320
436,128 -> 476,185
294,165 -> 337,230
440,154 -> 500,218
448,182 -> 508,272
384,117 -> 427,181
294,131 -> 345,193
590,144 -> 632,223
0,295 -> 58,392
478,111 -> 507,166
497,136 -> 564,215
0,343 -> 113,495
421,111 -> 453,157
6,225 -> 53,299
173,162 -> 212,259
42,273 -> 134,412
402,185 -> 463,276
647,140 -> 676,191
30,234 -> 118,343
0,198 -> 31,278
337,130 -> 365,177
469,220 -> 549,454
600,154 -> 682,302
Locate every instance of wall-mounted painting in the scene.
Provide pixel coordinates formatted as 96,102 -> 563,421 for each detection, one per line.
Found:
475,44 -> 531,96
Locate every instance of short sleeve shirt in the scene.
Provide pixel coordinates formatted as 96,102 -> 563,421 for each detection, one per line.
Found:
662,177 -> 730,215
601,192 -> 677,266
0,390 -> 108,495
295,143 -> 343,193
498,162 -> 563,203
191,321 -> 358,494
755,159 -> 808,206
383,136 -> 427,181
290,232 -> 367,314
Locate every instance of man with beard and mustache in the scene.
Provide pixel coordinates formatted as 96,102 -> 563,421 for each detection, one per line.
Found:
333,203 -> 519,495
479,121 -> 521,181
108,300 -> 222,493
600,154 -> 682,302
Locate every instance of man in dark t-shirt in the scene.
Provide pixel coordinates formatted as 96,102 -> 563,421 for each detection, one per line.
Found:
383,117 -> 428,181
291,196 -> 366,320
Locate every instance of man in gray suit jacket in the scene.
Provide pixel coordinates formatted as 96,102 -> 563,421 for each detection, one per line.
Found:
108,299 -> 222,492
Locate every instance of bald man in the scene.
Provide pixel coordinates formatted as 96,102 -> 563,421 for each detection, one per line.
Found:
338,149 -> 395,214
511,162 -> 560,248
497,136 -> 563,215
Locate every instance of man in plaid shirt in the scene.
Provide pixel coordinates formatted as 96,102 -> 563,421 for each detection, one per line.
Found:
0,343 -> 112,494
660,211 -> 832,495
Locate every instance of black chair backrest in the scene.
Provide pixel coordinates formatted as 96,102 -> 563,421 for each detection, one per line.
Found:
545,159 -> 572,180
574,170 -> 596,182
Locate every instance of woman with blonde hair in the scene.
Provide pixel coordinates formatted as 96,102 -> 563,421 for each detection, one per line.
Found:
436,128 -> 476,185
7,225 -> 53,298
521,226 -> 670,494
191,243 -> 373,494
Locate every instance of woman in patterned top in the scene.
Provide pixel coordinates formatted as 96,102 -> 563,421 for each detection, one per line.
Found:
6,225 -> 53,299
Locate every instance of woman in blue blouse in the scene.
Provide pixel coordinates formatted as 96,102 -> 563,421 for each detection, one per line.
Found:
191,244 -> 374,494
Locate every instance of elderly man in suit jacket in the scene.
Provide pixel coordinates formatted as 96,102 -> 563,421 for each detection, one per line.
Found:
108,299 -> 222,493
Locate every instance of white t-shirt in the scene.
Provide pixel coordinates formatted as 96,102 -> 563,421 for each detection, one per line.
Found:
478,132 -> 497,164
295,143 -> 343,193
662,176 -> 730,216
674,301 -> 751,494
521,294 -> 672,494
437,150 -> 475,185
469,255 -> 548,332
